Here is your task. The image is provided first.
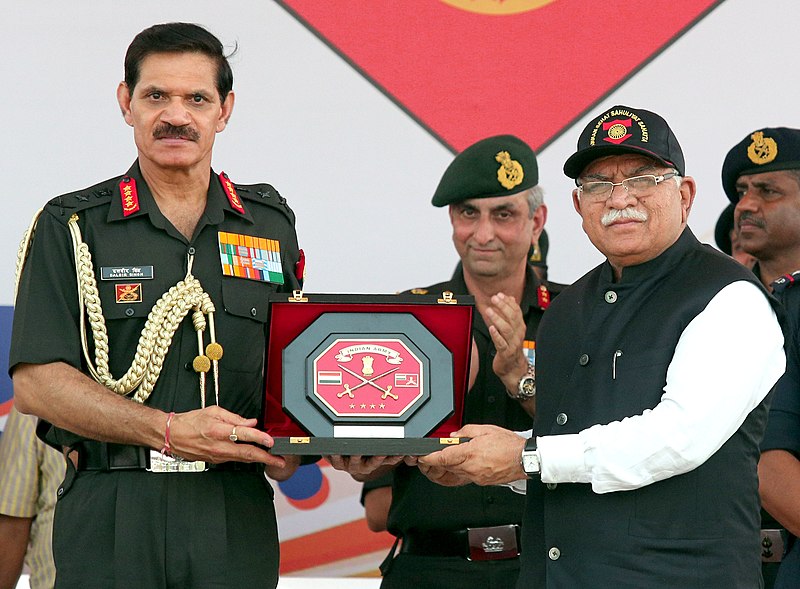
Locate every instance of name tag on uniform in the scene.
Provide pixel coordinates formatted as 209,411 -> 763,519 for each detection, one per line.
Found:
218,231 -> 285,285
100,266 -> 154,280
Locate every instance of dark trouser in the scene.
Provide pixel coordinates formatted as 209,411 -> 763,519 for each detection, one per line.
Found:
773,535 -> 800,589
381,553 -> 520,589
53,463 -> 279,589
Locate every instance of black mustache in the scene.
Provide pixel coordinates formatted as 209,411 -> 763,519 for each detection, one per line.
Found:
738,211 -> 765,229
153,123 -> 199,141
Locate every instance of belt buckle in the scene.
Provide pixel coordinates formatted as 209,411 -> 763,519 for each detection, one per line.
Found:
761,529 -> 785,563
146,450 -> 206,473
466,524 -> 519,561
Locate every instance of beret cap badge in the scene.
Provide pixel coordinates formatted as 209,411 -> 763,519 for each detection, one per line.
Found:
747,131 -> 778,165
495,151 -> 524,190
430,134 -> 538,207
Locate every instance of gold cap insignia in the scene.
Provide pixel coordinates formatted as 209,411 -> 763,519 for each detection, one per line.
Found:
495,151 -> 524,190
747,131 -> 778,165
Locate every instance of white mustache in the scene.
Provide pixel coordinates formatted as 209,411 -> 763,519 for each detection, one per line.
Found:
601,207 -> 648,227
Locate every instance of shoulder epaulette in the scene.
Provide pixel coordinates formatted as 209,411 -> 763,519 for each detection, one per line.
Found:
43,179 -> 116,222
234,182 -> 296,225
771,270 -> 800,293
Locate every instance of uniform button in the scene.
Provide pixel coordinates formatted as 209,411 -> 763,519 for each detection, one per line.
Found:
184,362 -> 192,371
250,307 -> 257,317
604,290 -> 618,303
57,487 -> 64,497
486,496 -> 495,504
556,413 -> 568,426
546,483 -> 558,490
548,547 -> 561,560
487,395 -> 496,403
125,308 -> 134,317
188,246 -> 196,255
579,354 -> 589,366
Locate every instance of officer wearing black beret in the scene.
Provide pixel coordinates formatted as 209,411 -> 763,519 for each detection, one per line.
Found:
722,127 -> 800,287
723,127 -> 800,589
351,135 -> 560,589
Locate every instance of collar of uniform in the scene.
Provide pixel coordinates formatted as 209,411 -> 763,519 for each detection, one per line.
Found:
211,170 -> 255,224
107,161 -> 149,222
449,263 -> 543,304
450,264 -> 545,338
106,163 -> 255,225
444,267 -> 493,337
600,226 -> 697,285
520,265 -> 547,312
447,265 -> 470,296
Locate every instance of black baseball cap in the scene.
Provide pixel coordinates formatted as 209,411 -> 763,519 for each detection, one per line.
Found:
432,135 -> 538,207
563,105 -> 685,180
721,127 -> 800,203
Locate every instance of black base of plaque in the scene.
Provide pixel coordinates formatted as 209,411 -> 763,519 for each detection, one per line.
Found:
269,437 -> 469,456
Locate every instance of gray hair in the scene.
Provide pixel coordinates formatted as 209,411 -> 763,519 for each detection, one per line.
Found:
526,186 -> 545,217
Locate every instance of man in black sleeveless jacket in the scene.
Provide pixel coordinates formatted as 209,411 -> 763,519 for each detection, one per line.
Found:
418,106 -> 786,588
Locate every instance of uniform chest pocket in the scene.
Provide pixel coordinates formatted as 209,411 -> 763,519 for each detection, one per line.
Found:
220,277 -> 276,323
216,278 -> 276,381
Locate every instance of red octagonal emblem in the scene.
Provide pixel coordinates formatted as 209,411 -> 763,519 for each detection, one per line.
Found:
313,339 -> 424,418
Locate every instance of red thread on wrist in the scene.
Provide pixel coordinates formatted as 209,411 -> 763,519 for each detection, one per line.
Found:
162,412 -> 175,456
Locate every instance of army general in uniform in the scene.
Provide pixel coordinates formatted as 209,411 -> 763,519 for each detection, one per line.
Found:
10,23 -> 302,589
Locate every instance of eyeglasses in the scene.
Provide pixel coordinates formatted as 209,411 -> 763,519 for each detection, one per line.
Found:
577,172 -> 679,202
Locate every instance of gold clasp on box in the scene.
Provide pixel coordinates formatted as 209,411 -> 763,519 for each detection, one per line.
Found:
437,291 -> 457,305
289,437 -> 311,444
289,290 -> 308,303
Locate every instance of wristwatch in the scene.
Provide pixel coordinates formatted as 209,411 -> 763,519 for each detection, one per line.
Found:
521,437 -> 541,477
509,363 -> 536,401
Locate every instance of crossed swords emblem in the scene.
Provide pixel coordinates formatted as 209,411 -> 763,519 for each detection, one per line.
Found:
336,364 -> 400,400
